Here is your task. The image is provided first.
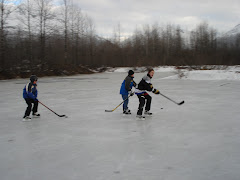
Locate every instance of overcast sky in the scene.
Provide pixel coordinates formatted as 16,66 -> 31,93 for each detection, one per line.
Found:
73,0 -> 240,38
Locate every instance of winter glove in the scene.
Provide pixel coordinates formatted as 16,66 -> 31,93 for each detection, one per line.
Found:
149,83 -> 153,89
152,88 -> 160,94
34,98 -> 39,102
130,91 -> 134,96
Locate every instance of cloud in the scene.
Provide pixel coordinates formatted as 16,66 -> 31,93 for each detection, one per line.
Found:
72,0 -> 240,37
7,0 -> 240,38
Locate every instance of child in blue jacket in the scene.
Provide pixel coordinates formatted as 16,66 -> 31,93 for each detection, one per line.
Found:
22,75 -> 40,121
120,70 -> 136,114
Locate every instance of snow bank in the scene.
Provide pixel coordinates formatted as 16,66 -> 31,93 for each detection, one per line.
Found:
106,66 -> 240,80
114,68 -> 131,72
164,69 -> 240,80
154,66 -> 176,72
107,66 -> 176,73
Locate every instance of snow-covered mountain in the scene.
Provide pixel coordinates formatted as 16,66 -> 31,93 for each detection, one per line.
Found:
223,24 -> 240,37
180,24 -> 240,44
217,24 -> 240,45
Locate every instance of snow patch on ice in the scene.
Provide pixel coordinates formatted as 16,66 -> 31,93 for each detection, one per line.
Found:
164,69 -> 240,80
106,66 -> 177,73
114,68 -> 131,72
105,65 -> 240,80
154,66 -> 176,72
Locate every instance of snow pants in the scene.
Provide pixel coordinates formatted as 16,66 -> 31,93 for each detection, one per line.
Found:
24,98 -> 38,117
137,93 -> 152,115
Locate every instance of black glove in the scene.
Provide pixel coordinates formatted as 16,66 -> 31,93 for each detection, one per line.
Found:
130,92 -> 134,96
152,88 -> 160,94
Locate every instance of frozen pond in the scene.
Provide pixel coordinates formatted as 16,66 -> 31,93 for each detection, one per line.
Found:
0,71 -> 240,180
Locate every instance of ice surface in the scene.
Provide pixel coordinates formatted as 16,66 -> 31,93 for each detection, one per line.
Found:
1,70 -> 240,180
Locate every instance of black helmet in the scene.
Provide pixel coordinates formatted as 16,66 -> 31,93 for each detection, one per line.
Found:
30,75 -> 38,82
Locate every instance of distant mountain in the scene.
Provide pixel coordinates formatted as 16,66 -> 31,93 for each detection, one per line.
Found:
223,24 -> 240,37
217,24 -> 240,45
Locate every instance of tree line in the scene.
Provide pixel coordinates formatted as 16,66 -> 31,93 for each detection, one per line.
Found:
1,0 -> 240,78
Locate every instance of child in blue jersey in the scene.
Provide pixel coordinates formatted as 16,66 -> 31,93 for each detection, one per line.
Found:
120,70 -> 136,114
22,75 -> 40,121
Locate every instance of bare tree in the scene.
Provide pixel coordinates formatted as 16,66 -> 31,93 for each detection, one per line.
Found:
0,0 -> 17,69
60,0 -> 70,64
34,0 -> 54,65
18,0 -> 35,65
113,22 -> 121,46
85,15 -> 95,65
236,34 -> 240,49
189,22 -> 218,65
150,23 -> 161,64
68,2 -> 85,65
75,10 -> 86,65
143,24 -> 150,57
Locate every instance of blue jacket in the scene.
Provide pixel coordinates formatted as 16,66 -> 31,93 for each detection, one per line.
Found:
23,82 -> 38,99
120,76 -> 136,95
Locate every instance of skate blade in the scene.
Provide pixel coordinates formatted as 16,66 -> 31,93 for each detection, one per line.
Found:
22,119 -> 31,122
136,116 -> 146,120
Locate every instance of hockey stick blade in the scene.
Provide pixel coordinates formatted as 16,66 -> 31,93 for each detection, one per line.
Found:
178,101 -> 184,105
105,95 -> 131,113
58,114 -> 68,118
105,110 -> 113,112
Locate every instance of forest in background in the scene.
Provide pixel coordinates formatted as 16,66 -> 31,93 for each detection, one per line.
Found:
1,0 -> 240,79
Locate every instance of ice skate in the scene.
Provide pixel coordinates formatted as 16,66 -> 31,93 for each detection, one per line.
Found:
32,112 -> 40,118
144,110 -> 152,115
136,115 -> 145,120
22,116 -> 31,122
123,109 -> 131,114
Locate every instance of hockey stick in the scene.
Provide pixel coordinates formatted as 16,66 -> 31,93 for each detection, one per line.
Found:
38,101 -> 68,118
159,93 -> 184,105
105,94 -> 131,112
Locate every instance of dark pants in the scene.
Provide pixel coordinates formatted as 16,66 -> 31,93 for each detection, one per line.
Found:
122,94 -> 129,111
24,98 -> 38,117
137,93 -> 152,115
